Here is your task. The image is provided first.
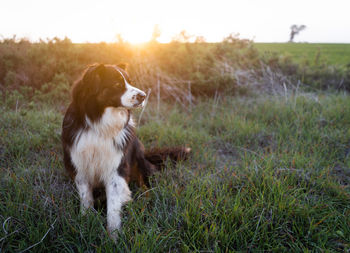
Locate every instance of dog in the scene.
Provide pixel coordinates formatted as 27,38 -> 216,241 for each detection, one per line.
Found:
61,63 -> 190,240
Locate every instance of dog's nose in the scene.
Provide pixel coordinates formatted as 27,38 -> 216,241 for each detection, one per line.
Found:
136,92 -> 146,102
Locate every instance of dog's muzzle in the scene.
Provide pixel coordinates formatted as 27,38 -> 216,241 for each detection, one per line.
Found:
136,92 -> 146,103
133,91 -> 146,107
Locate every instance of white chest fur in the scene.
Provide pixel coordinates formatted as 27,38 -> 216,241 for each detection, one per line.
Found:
71,130 -> 124,185
70,107 -> 130,185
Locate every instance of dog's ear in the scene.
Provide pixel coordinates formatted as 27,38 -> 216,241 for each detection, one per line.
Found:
95,63 -> 106,74
117,63 -> 128,72
83,63 -> 106,84
72,64 -> 106,108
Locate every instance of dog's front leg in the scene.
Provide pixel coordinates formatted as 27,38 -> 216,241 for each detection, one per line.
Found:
75,175 -> 93,215
106,172 -> 132,239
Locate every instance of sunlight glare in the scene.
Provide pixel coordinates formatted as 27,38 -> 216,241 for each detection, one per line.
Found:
119,26 -> 153,44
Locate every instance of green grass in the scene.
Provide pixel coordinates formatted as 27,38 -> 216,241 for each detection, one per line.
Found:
255,43 -> 350,67
1,92 -> 350,252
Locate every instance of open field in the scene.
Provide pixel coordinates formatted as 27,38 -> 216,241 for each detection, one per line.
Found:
255,43 -> 350,67
1,91 -> 350,252
1,39 -> 350,251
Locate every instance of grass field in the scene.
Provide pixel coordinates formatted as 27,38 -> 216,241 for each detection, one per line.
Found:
255,43 -> 350,67
1,91 -> 350,251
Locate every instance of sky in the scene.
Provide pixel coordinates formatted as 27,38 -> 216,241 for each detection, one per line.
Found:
1,0 -> 350,43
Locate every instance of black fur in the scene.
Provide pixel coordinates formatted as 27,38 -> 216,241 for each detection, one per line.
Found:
62,63 -> 190,187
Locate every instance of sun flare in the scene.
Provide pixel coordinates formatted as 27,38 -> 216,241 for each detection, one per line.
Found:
115,23 -> 155,44
121,30 -> 151,44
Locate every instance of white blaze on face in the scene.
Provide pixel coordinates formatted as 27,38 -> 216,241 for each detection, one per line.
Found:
120,81 -> 146,108
114,67 -> 146,108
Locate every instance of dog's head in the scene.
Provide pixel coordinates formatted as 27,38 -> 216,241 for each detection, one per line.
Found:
72,64 -> 146,114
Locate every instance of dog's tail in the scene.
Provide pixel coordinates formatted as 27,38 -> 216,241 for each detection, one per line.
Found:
144,146 -> 191,169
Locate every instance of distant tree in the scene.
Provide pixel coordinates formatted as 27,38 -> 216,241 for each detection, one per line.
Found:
194,36 -> 206,43
151,24 -> 161,42
115,33 -> 125,44
222,33 -> 251,48
289,24 -> 306,42
223,33 -> 242,44
171,30 -> 193,43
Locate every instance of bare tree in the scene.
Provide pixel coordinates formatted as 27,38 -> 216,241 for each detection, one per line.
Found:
289,25 -> 306,42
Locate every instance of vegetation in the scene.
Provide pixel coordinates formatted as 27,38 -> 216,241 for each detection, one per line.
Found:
288,25 -> 306,43
1,38 -> 350,251
256,43 -> 350,66
1,37 -> 350,105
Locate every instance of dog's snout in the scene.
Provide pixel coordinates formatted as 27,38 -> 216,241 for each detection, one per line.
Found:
136,92 -> 146,102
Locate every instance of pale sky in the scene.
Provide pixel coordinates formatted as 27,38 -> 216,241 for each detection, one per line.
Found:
1,0 -> 350,43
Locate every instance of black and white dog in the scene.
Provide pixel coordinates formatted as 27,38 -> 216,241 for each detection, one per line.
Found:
61,64 -> 189,240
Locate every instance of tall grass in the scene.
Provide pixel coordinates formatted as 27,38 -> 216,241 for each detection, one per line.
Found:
1,38 -> 350,107
1,36 -> 349,251
1,92 -> 349,251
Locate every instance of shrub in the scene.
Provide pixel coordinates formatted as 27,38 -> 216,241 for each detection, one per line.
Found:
0,36 -> 349,109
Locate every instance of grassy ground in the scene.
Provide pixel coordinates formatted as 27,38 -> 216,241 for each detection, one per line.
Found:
1,92 -> 350,252
255,43 -> 350,67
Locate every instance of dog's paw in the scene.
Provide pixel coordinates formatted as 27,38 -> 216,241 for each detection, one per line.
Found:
107,226 -> 120,242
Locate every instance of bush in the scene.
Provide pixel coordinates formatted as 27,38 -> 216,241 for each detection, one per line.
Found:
261,50 -> 350,92
0,36 -> 349,109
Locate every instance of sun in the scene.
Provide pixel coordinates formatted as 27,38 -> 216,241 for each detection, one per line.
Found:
117,25 -> 153,44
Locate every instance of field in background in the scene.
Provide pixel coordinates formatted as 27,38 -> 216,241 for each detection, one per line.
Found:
255,43 -> 350,67
0,38 -> 349,102
1,40 -> 350,251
